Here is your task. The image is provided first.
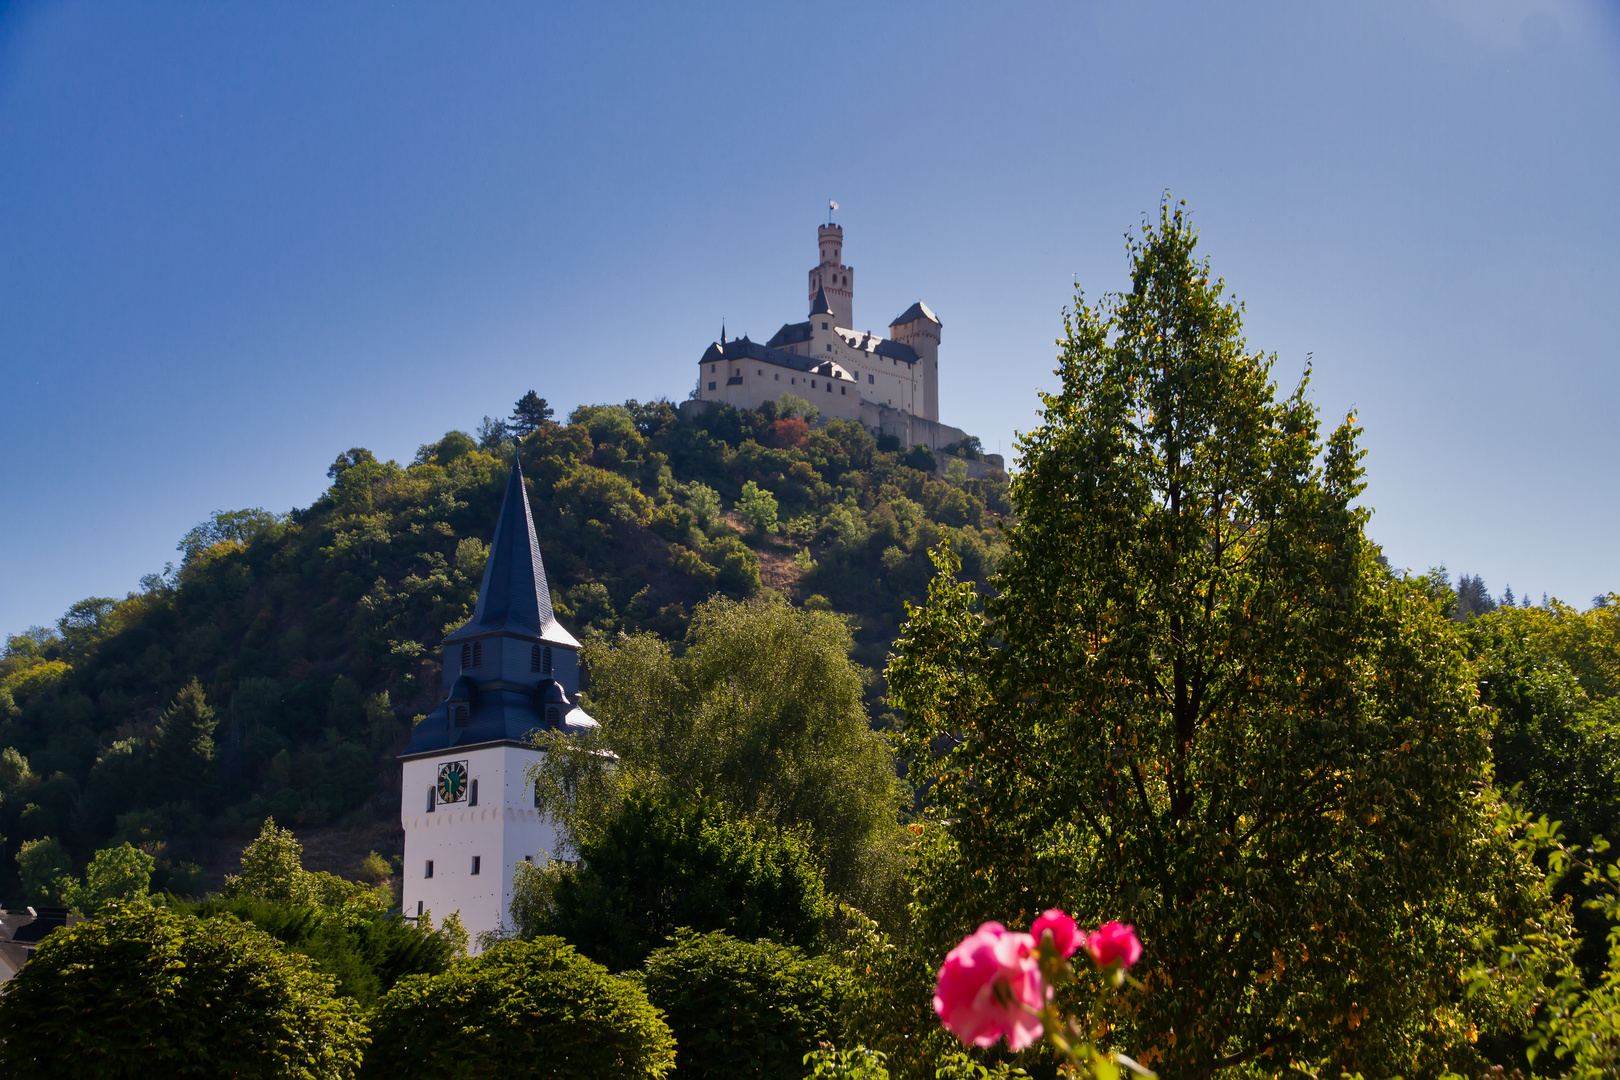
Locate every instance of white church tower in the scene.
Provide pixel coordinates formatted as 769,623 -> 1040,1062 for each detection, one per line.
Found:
398,458 -> 595,952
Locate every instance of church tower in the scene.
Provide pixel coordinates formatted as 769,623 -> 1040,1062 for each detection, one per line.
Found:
399,458 -> 594,952
809,221 -> 854,332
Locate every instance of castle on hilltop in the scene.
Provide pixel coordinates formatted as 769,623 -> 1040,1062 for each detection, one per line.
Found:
692,219 -> 989,459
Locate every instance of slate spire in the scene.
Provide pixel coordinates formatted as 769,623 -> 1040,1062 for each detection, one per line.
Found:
446,457 -> 574,645
810,284 -> 834,318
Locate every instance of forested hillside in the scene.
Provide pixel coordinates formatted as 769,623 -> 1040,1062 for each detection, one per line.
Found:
0,395 -> 1010,903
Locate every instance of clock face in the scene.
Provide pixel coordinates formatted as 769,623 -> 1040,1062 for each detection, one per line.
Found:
437,760 -> 469,804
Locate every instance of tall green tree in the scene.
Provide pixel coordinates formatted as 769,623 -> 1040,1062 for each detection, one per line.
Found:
150,678 -> 217,804
530,596 -> 904,913
888,201 -> 1560,1077
522,791 -> 834,971
511,390 -> 555,437
64,841 -> 154,912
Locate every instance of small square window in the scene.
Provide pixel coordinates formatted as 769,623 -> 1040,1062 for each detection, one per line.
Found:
708,381 -> 716,391
424,860 -> 434,879
471,856 -> 482,875
821,322 -> 828,329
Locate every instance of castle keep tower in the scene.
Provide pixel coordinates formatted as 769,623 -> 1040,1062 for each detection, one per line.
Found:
889,301 -> 941,422
809,222 -> 854,333
399,459 -> 594,952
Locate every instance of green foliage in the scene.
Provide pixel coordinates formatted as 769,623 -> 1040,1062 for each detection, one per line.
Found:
64,841 -> 154,912
641,929 -> 845,1080
531,596 -> 905,915
538,791 -> 835,971
224,816 -> 372,910
0,387 -> 1001,904
803,1046 -> 891,1079
887,201 -> 1560,1077
738,480 -> 780,537
511,390 -> 556,436
364,936 -> 676,1080
16,836 -> 73,904
189,894 -> 454,1006
0,904 -> 365,1079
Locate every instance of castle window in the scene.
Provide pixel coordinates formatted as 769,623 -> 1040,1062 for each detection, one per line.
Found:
708,382 -> 716,391
811,380 -> 816,388
417,901 -> 423,918
531,643 -> 541,672
775,373 -> 779,379
454,705 -> 469,727
868,374 -> 874,384
471,856 -> 481,875
461,642 -> 471,669
471,640 -> 483,667
841,387 -> 846,395
827,382 -> 832,392
821,322 -> 828,329
424,860 -> 434,879
711,364 -> 716,372
757,369 -> 762,376
427,787 -> 436,812
469,779 -> 479,806
826,344 -> 832,352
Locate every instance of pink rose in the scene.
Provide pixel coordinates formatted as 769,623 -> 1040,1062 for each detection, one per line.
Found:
1085,921 -> 1143,970
1030,909 -> 1083,959
933,922 -> 1046,1051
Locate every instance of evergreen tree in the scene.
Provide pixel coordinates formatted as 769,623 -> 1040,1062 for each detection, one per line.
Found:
150,679 -> 217,804
511,391 -> 555,437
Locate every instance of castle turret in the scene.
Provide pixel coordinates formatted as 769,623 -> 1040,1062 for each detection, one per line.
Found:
400,457 -> 593,951
809,222 -> 854,332
889,302 -> 942,422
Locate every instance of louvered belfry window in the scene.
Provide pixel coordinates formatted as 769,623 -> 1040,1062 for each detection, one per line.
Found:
472,640 -> 483,667
530,644 -> 542,672
454,705 -> 469,727
461,642 -> 472,670
543,646 -> 553,674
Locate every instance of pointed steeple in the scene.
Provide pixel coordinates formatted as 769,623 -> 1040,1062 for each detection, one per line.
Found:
446,458 -> 579,647
810,284 -> 834,318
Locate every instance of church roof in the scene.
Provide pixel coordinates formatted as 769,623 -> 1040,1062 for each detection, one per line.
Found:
445,459 -> 579,648
810,285 -> 835,317
402,686 -> 596,758
890,301 -> 940,327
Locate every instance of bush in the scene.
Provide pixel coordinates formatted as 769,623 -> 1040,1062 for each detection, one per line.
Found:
546,791 -> 834,971
642,929 -> 845,1080
363,936 -> 675,1080
0,904 -> 365,1079
189,895 -> 455,1006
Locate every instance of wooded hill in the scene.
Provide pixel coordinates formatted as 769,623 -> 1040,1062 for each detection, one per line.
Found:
0,396 -> 1011,902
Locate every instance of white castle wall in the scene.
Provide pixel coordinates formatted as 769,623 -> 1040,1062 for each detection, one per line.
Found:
401,743 -> 560,953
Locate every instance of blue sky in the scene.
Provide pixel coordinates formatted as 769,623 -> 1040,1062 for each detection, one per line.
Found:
1,0 -> 1616,634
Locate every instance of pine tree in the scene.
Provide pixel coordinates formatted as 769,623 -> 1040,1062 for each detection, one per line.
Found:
150,679 -> 217,804
511,391 -> 555,437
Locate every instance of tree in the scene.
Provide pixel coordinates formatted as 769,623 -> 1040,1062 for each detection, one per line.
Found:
64,841 -> 153,912
363,937 -> 675,1079
15,837 -> 72,905
511,390 -> 555,437
177,509 -> 285,567
476,415 -> 511,450
537,791 -> 835,971
888,201 -> 1558,1077
224,816 -> 368,909
0,905 -> 365,1079
641,929 -> 846,1080
737,480 -> 779,537
150,678 -> 217,804
530,596 -> 904,910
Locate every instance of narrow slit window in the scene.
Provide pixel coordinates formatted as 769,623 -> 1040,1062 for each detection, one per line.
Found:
416,901 -> 423,918
470,856 -> 481,876
460,642 -> 471,670
469,779 -> 479,806
424,860 -> 434,879
471,640 -> 483,667
427,787 -> 436,812
531,643 -> 541,672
